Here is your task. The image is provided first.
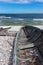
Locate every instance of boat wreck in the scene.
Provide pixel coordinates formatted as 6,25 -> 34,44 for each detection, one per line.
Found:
13,26 -> 43,65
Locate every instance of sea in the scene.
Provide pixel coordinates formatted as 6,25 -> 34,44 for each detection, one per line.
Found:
0,14 -> 43,26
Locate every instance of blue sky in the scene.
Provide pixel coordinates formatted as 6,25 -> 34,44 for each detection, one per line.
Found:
0,0 -> 43,13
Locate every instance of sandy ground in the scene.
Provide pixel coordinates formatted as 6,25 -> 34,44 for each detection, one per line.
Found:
0,27 -> 17,65
0,25 -> 43,31
0,36 -> 14,65
0,25 -> 43,65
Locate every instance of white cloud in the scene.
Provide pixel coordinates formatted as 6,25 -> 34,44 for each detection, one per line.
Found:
18,0 -> 29,3
0,0 -> 43,3
0,0 -> 13,3
0,0 -> 32,3
35,0 -> 43,2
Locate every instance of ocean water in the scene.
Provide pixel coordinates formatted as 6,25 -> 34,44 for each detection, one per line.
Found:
0,14 -> 43,25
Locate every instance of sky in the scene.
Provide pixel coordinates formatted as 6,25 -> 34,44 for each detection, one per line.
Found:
0,0 -> 43,13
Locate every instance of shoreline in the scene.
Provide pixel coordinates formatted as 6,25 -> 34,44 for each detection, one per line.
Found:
0,25 -> 43,31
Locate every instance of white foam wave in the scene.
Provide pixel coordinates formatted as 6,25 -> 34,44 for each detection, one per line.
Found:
33,19 -> 43,21
18,18 -> 24,21
0,16 -> 11,19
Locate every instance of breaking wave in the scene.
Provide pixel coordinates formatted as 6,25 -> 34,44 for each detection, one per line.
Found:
0,16 -> 11,19
33,19 -> 43,21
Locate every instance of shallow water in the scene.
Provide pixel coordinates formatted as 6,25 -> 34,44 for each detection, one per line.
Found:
0,14 -> 43,25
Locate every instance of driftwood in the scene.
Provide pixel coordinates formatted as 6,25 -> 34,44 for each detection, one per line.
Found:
0,27 -> 11,31
0,27 -> 17,36
0,27 -> 11,36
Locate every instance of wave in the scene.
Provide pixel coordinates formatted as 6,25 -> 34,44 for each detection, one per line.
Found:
0,16 -> 11,19
33,19 -> 43,21
16,18 -> 24,21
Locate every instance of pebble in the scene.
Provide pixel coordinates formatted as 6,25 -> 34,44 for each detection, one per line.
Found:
0,36 -> 14,65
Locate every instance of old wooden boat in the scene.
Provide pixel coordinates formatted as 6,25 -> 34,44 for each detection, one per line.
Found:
13,26 -> 43,65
